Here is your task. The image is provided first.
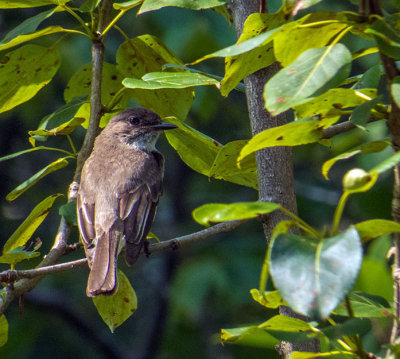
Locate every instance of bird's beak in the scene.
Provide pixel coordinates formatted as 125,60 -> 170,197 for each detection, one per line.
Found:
151,123 -> 178,131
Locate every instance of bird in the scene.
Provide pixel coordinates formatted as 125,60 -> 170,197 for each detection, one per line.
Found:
76,108 -> 177,297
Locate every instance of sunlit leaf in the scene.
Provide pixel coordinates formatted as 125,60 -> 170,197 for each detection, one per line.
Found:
292,352 -> 356,358
366,19 -> 400,59
270,227 -> 362,319
355,219 -> 400,241
0,45 -> 60,114
250,289 -> 286,309
239,117 -> 339,162
139,0 -> 230,13
0,0 -> 69,8
192,201 -> 280,226
220,326 -> 279,348
220,12 -> 285,96
117,35 -> 193,119
322,140 -> 390,180
164,117 -> 220,176
29,117 -> 84,137
264,44 -> 352,115
294,88 -> 377,118
0,146 -> 71,162
114,0 -> 142,10
92,270 -> 137,332
334,292 -> 391,318
0,315 -> 8,347
3,194 -> 62,253
123,71 -> 220,89
6,158 -> 69,201
209,140 -> 258,189
393,76 -> 400,108
0,246 -> 40,265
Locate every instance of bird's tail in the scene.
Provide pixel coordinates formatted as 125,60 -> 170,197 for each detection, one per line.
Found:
86,228 -> 120,297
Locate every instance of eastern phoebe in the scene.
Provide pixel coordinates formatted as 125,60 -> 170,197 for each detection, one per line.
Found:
77,108 -> 177,297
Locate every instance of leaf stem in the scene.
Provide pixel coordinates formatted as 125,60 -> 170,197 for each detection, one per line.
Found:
101,10 -> 128,37
332,191 -> 350,235
63,6 -> 93,37
66,135 -> 77,155
280,207 -> 321,238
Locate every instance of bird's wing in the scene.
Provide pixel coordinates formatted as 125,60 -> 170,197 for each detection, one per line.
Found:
118,183 -> 160,265
77,194 -> 96,263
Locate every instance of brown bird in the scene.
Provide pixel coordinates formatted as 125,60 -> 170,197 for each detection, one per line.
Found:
76,108 -> 177,297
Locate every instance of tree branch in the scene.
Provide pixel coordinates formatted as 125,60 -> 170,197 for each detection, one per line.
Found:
0,1 -> 114,315
0,220 -> 245,285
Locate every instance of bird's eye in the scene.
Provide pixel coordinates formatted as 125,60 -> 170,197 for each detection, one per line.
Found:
128,117 -> 140,125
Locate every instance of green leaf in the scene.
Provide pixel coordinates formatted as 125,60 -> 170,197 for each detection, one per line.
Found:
333,292 -> 391,318
59,201 -> 77,226
366,19 -> 400,59
138,0 -> 230,13
220,12 -> 285,96
0,0 -> 69,8
322,140 -> 390,180
0,45 -> 60,114
6,158 -> 69,201
239,116 -> 339,162
92,270 -> 137,332
371,150 -> 400,174
274,16 -> 348,67
250,289 -> 286,309
64,63 -> 129,128
79,0 -> 101,11
209,140 -> 258,189
321,318 -> 371,339
0,146 -> 70,162
192,201 -> 280,226
292,352 -> 356,359
264,44 -> 352,115
355,219 -> 400,241
354,63 -> 381,89
0,315 -> 8,347
164,117 -> 220,176
270,227 -> 362,319
392,76 -> 400,108
123,71 -> 220,89
0,246 -> 40,265
113,0 -> 142,9
351,96 -> 382,129
294,88 -> 377,118
3,194 -> 62,253
221,326 -> 279,348
116,35 -> 193,119
29,117 -> 84,137
0,26 -> 68,52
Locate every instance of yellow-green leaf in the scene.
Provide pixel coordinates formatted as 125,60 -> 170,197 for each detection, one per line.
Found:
220,326 -> 279,347
92,270 -> 137,332
239,116 -> 339,162
113,0 -> 142,10
322,140 -> 390,180
250,289 -> 286,309
355,219 -> 400,241
192,201 -> 280,226
0,247 -> 40,265
6,157 -> 69,201
0,0 -> 69,8
0,45 -> 60,114
116,35 -> 193,119
3,194 -> 62,253
0,315 -> 8,347
28,117 -> 84,137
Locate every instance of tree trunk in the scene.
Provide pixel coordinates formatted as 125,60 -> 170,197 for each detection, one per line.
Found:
227,1 -> 319,356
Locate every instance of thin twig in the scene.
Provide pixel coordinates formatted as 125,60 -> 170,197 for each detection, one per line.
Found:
0,220 -> 245,284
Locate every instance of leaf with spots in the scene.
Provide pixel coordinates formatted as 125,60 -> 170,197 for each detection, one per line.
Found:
2,194 -> 62,254
238,116 -> 340,162
0,45 -> 61,114
117,35 -> 193,120
92,270 -> 137,332
273,12 -> 349,67
220,12 -> 286,96
264,44 -> 352,116
270,227 -> 362,319
293,88 -> 377,118
64,63 -> 129,128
